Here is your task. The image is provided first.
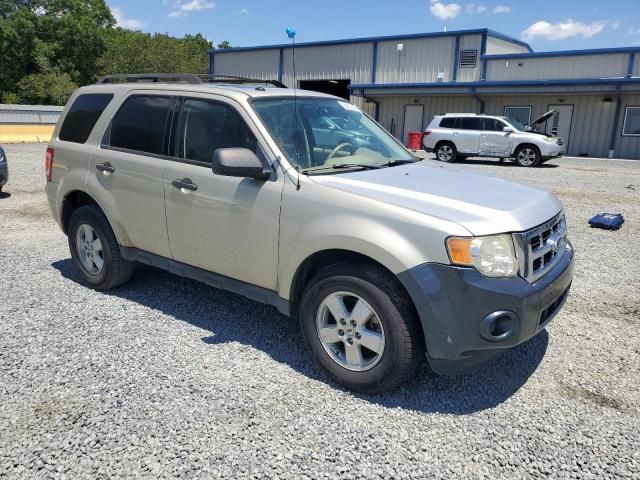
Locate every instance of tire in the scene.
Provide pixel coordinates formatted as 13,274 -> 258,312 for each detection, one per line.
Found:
435,142 -> 457,163
68,205 -> 134,290
514,145 -> 541,167
299,262 -> 424,393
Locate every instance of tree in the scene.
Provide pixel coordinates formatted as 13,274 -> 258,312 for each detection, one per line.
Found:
0,0 -> 113,104
217,40 -> 232,49
0,1 -> 214,105
17,70 -> 76,105
97,30 -> 212,76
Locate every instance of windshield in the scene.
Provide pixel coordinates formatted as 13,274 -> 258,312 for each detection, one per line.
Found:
503,117 -> 529,131
252,97 -> 414,173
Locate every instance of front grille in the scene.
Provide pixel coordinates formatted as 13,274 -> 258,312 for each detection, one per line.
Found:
555,139 -> 564,146
515,214 -> 568,283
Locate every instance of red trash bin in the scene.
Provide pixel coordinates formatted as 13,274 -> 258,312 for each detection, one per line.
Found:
407,131 -> 423,150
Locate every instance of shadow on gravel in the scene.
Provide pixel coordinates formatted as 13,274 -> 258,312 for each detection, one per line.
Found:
0,191 -> 11,199
52,259 -> 548,415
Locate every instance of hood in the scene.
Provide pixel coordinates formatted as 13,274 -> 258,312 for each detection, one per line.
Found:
309,162 -> 563,236
528,109 -> 557,129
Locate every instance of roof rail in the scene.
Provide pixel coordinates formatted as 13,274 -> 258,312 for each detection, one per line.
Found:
206,75 -> 287,88
96,73 -> 287,88
96,73 -> 202,84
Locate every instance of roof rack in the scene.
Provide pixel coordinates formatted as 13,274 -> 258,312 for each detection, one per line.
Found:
206,74 -> 287,88
96,73 -> 202,84
95,73 -> 287,88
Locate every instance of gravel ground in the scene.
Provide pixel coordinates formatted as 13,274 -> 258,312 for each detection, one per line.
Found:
0,144 -> 639,479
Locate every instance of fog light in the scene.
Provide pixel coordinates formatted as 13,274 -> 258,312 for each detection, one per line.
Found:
479,311 -> 518,342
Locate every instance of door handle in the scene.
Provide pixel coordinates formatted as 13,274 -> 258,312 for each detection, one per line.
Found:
96,162 -> 115,173
172,178 -> 198,192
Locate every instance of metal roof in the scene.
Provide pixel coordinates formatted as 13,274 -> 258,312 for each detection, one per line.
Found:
209,28 -> 533,54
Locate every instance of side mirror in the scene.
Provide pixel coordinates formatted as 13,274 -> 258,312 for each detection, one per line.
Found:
212,148 -> 270,180
503,126 -> 514,133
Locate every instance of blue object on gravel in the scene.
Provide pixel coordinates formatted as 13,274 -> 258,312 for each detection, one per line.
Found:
588,213 -> 624,230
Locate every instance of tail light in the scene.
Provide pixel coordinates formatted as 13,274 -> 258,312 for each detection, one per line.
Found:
422,130 -> 431,144
45,147 -> 54,182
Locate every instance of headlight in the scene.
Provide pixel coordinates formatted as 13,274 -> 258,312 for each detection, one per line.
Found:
446,234 -> 518,278
543,136 -> 557,143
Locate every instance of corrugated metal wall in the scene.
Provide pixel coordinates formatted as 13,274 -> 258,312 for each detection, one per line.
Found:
213,49 -> 280,80
456,34 -> 483,83
615,93 -> 640,159
374,92 -> 640,159
281,43 -> 373,86
375,37 -> 456,84
0,105 -> 63,124
486,37 -> 530,55
485,54 -> 629,81
633,55 -> 640,77
481,94 -> 618,158
376,95 -> 478,139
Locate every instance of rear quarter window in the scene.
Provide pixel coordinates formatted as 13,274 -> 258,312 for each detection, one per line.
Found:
439,117 -> 459,128
59,94 -> 114,144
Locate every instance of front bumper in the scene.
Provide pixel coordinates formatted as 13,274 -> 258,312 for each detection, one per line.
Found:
399,242 -> 574,375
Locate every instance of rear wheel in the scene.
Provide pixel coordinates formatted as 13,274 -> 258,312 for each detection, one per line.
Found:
435,142 -> 457,163
514,145 -> 541,167
299,263 -> 424,393
68,205 -> 134,290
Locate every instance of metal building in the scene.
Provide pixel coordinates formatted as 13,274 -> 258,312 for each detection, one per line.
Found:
210,28 -> 640,160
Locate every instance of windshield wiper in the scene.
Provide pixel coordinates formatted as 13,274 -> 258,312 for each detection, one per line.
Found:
384,159 -> 417,167
301,163 -> 382,174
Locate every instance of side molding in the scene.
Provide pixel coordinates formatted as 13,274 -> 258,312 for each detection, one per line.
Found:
120,247 -> 290,316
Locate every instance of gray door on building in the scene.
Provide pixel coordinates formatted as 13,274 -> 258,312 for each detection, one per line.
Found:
546,104 -> 574,149
403,104 -> 424,145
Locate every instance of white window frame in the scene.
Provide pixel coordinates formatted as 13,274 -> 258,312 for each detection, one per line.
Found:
504,106 -> 532,125
622,106 -> 640,137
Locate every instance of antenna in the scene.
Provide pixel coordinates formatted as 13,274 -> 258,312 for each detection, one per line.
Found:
286,27 -> 301,191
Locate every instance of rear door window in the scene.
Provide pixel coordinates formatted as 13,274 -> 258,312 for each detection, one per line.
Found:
174,98 -> 257,165
459,117 -> 483,130
59,94 -> 113,144
108,95 -> 174,155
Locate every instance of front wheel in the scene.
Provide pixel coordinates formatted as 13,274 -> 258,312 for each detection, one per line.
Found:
514,145 -> 541,167
435,142 -> 457,163
299,263 -> 424,393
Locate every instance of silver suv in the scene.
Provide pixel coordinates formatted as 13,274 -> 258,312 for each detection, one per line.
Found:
46,74 -> 574,393
423,112 -> 565,167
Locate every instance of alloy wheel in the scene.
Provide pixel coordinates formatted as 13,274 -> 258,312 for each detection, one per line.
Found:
75,224 -> 104,276
315,291 -> 385,372
438,145 -> 453,161
518,148 -> 537,166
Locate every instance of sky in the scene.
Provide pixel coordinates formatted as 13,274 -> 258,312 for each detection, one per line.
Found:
108,0 -> 640,52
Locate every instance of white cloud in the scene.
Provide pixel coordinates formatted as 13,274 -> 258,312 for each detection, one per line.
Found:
112,7 -> 145,29
466,3 -> 487,14
430,0 -> 461,20
168,0 -> 215,17
238,8 -> 249,15
493,5 -> 511,14
521,19 -> 606,41
611,22 -> 620,30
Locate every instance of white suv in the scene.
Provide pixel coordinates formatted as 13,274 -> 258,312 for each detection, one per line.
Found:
423,112 -> 565,167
